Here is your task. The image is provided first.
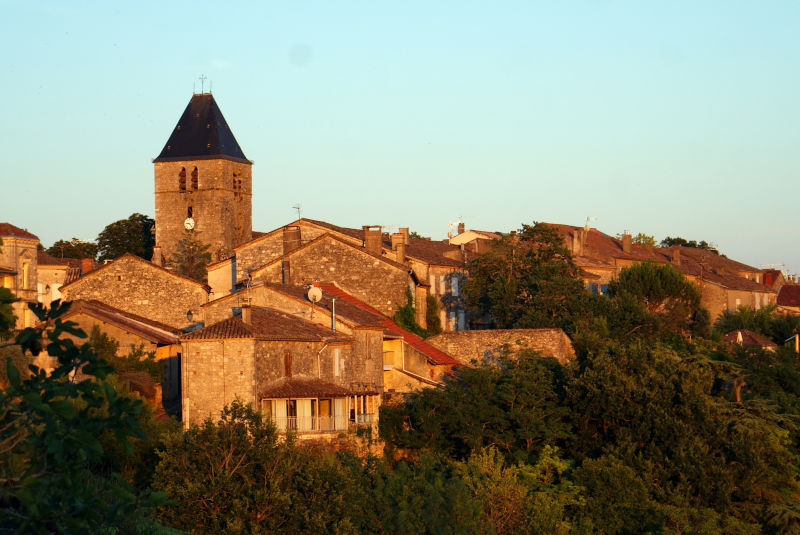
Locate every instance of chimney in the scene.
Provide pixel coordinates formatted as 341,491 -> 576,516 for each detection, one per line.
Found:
457,222 -> 465,235
81,258 -> 94,275
241,304 -> 252,324
363,225 -> 382,255
572,231 -> 583,256
281,259 -> 291,284
151,246 -> 163,267
282,225 -> 302,255
672,248 -> 681,266
391,232 -> 404,250
399,227 -> 409,244
622,232 -> 632,254
396,242 -> 406,264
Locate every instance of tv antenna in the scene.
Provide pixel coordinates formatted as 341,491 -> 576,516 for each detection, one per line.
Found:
292,202 -> 302,219
198,74 -> 208,93
447,216 -> 464,238
584,216 -> 596,230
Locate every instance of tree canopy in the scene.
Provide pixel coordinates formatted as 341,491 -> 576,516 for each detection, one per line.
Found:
96,213 -> 155,262
45,238 -> 99,260
168,230 -> 212,283
660,236 -> 719,254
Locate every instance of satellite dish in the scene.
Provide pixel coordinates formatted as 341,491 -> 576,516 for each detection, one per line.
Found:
308,286 -> 322,303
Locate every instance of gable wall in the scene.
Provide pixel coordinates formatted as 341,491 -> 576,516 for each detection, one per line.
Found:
61,258 -> 208,329
252,238 -> 409,317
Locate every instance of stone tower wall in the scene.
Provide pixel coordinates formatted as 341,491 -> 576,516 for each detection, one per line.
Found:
154,158 -> 252,263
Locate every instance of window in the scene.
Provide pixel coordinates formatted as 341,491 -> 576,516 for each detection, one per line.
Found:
191,167 -> 198,190
187,206 -> 193,218
334,347 -> 340,376
179,168 -> 186,191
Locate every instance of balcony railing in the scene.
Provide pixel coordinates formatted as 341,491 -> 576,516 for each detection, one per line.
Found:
269,413 -> 375,433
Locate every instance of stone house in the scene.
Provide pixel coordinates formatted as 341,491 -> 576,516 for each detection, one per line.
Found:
0,223 -> 39,329
426,328 -> 576,365
60,253 -> 210,330
202,280 -> 459,396
723,329 -> 777,351
180,305 -> 382,435
549,223 -> 775,321
35,251 -> 75,308
208,218 -> 471,331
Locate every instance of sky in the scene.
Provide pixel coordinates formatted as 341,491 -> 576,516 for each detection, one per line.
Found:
2,1 -> 798,275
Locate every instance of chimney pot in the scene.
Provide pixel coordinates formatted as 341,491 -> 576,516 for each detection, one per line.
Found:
622,232 -> 632,254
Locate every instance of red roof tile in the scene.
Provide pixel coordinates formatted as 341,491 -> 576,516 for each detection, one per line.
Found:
63,300 -> 180,345
723,329 -> 777,348
0,223 -> 38,240
318,283 -> 460,366
182,306 -> 351,342
778,285 -> 800,307
259,377 -> 374,398
37,251 -> 72,266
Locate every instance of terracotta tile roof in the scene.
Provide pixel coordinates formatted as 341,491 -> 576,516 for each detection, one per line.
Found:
261,282 -> 387,328
318,282 -> 461,366
37,251 -> 72,266
0,223 -> 38,240
63,300 -> 180,345
299,218 -> 364,242
259,377 -> 375,398
181,306 -> 351,342
400,238 -> 466,267
723,329 -> 777,348
778,285 -> 800,307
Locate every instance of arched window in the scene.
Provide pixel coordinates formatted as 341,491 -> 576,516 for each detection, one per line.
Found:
191,167 -> 198,190
179,168 -> 186,191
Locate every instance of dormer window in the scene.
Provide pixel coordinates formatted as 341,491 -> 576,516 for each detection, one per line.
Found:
179,168 -> 186,191
191,167 -> 198,190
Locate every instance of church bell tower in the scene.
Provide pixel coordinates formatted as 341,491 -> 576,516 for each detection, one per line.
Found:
152,93 -> 252,265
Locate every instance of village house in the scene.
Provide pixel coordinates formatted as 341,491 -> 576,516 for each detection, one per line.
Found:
180,304 -> 382,435
0,223 -> 39,329
550,223 -> 775,321
777,285 -> 800,316
426,328 -> 575,366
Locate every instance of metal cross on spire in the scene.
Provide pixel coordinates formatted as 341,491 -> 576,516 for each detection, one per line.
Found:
198,74 -> 208,93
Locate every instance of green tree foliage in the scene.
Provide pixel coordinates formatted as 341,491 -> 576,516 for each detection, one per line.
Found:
566,343 -> 799,532
380,354 -> 570,463
714,304 -> 800,343
46,237 -> 99,260
97,213 -> 155,262
606,261 -> 704,336
616,233 -> 656,246
0,287 -> 16,340
0,301 -> 165,533
168,230 -> 212,283
660,236 -> 719,253
464,222 -> 600,333
89,326 -> 162,382
425,294 -> 443,335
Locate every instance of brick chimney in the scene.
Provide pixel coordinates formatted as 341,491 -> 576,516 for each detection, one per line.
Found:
671,248 -> 681,266
81,258 -> 94,275
363,225 -> 382,254
622,232 -> 632,254
457,222 -> 465,235
399,227 -> 409,244
391,233 -> 406,263
241,304 -> 252,324
282,225 -> 302,255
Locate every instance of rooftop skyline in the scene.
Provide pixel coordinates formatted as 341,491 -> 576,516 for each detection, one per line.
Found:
2,1 -> 798,275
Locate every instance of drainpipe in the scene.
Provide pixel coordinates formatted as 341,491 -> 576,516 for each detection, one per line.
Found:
316,343 -> 329,378
331,297 -> 336,333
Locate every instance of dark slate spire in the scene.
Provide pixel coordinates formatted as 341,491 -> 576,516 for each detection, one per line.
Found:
154,93 -> 250,163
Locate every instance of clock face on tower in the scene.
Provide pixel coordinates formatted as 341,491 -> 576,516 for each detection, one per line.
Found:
184,217 -> 195,230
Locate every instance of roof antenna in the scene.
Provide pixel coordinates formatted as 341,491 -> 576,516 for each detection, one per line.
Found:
198,74 -> 207,93
292,202 -> 302,219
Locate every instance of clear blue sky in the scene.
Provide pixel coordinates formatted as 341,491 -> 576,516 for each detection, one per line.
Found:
2,1 -> 798,275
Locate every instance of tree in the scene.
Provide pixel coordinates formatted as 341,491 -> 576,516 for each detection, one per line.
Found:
464,222 -> 599,333
0,301 -> 165,532
46,238 -> 99,260
714,304 -> 800,343
616,233 -> 656,246
96,213 -> 155,262
660,236 -> 719,254
168,230 -> 212,283
607,261 -> 703,335
0,288 -> 16,341
380,354 -> 570,463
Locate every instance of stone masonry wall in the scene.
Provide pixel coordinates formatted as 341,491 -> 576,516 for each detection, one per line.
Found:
426,329 -> 576,365
252,237 -> 409,317
63,313 -> 158,356
61,257 -> 208,329
154,159 -> 252,263
182,339 -> 255,426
